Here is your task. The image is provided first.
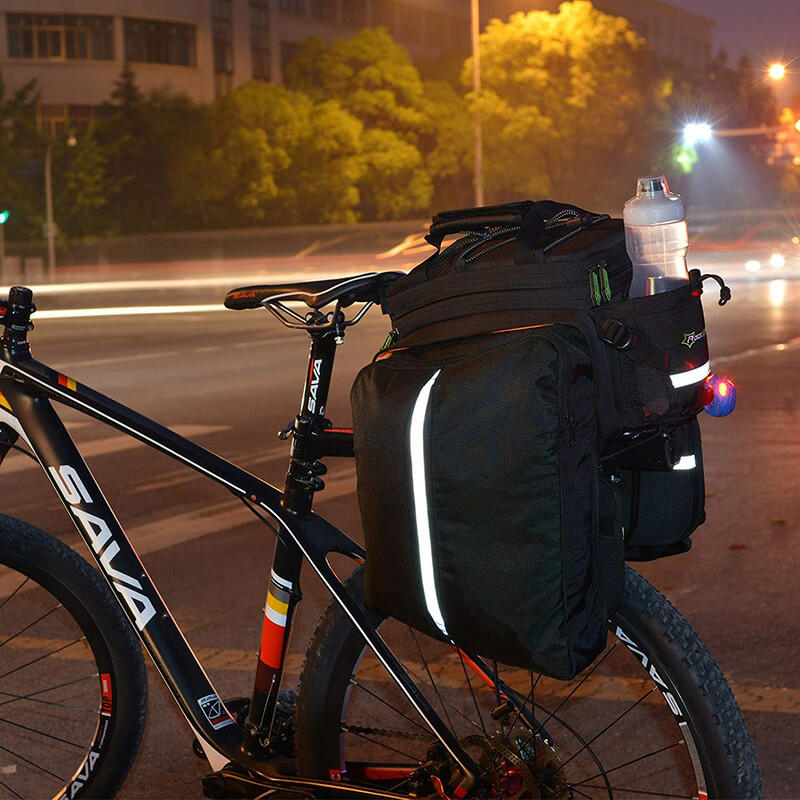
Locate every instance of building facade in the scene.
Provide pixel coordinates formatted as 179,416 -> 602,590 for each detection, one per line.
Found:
0,0 -> 711,137
0,0 -> 472,135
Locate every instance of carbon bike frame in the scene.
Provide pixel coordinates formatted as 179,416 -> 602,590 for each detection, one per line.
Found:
0,287 -> 487,797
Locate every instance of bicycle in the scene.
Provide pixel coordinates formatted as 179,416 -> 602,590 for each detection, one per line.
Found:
0,278 -> 761,799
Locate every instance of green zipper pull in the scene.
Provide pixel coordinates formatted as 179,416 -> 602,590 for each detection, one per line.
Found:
589,271 -> 602,307
380,328 -> 399,351
599,262 -> 612,302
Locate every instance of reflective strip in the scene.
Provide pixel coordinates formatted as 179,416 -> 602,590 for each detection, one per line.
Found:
265,604 -> 288,627
670,360 -> 710,388
270,570 -> 292,590
673,454 -> 697,470
266,592 -> 289,615
409,370 -> 449,639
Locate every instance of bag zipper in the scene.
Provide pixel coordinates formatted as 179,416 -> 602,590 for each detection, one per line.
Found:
589,261 -> 613,307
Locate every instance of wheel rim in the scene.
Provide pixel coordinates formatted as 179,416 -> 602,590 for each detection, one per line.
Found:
331,618 -> 709,799
0,566 -> 113,799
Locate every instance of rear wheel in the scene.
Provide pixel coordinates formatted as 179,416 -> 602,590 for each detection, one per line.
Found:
296,566 -> 761,798
0,514 -> 147,798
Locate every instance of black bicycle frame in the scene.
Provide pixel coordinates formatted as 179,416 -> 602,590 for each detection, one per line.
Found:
0,290 -> 483,796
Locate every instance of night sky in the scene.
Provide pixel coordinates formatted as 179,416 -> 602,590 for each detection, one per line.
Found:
666,0 -> 800,102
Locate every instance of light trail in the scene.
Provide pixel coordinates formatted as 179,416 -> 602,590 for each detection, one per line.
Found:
0,268 -> 383,296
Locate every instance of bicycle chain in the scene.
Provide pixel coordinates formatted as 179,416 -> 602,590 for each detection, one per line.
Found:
343,723 -> 434,742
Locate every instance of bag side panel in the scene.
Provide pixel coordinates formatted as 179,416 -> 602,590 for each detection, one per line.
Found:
351,362 -> 446,641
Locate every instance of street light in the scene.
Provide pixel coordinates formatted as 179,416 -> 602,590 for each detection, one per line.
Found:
470,0 -> 483,207
0,210 -> 9,281
44,132 -> 77,277
683,122 -> 713,146
768,63 -> 786,81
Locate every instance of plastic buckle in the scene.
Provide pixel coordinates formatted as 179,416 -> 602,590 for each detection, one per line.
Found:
599,319 -> 633,350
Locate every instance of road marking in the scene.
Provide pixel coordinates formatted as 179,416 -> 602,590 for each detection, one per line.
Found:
714,336 -> 800,366
295,234 -> 356,259
0,424 -> 230,474
1,633 -> 797,715
58,350 -> 181,369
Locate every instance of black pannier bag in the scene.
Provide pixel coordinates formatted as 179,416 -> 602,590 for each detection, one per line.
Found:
352,200 -> 726,678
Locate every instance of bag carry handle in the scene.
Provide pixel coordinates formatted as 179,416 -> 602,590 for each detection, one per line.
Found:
425,199 -> 608,259
514,201 -> 609,264
426,201 -> 534,248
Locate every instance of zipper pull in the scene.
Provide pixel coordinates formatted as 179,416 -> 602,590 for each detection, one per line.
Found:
589,261 -> 612,307
380,328 -> 399,351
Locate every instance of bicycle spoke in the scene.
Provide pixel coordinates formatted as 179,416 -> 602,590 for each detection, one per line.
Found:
0,778 -> 23,799
537,642 -> 619,732
569,785 -> 597,800
403,664 -> 484,734
0,672 -> 98,711
0,636 -> 86,682
500,672 -> 541,746
342,725 -> 420,762
557,688 -> 655,773
577,784 -> 693,798
455,649 -> 486,735
0,713 -> 86,749
0,603 -> 62,650
349,678 -> 429,735
408,628 -> 455,733
0,740 -> 64,782
570,741 -> 683,787
0,576 -> 30,613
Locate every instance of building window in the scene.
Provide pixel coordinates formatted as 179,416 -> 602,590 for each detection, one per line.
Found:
280,40 -> 301,73
309,0 -> 336,21
342,0 -> 367,27
37,103 -> 99,138
250,0 -> 270,81
7,14 -> 113,60
280,0 -> 305,15
424,11 -> 448,48
373,0 -> 395,29
450,17 -> 470,53
123,18 -> 196,67
395,2 -> 421,43
212,0 -> 233,96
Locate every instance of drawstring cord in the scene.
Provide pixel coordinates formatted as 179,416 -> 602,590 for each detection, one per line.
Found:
700,273 -> 731,306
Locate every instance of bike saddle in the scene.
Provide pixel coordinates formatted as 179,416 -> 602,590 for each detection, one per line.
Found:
224,271 -> 404,310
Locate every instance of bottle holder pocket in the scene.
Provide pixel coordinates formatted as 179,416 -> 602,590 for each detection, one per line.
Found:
591,284 -> 709,434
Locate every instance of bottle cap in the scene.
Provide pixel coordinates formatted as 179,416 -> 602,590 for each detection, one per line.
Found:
636,176 -> 670,197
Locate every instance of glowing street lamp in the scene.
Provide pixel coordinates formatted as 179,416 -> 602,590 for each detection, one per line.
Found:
768,63 -> 786,81
0,209 -> 8,279
683,122 -> 713,146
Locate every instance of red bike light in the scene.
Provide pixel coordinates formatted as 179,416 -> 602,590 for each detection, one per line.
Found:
704,374 -> 737,417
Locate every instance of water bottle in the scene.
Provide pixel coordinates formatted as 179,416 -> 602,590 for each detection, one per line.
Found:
623,176 -> 690,297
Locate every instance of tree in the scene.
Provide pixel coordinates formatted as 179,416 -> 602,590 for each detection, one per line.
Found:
168,81 -> 364,227
0,73 -> 44,240
52,127 -> 112,239
466,1 -> 657,207
285,29 -> 433,219
93,68 -> 202,234
420,80 -> 473,211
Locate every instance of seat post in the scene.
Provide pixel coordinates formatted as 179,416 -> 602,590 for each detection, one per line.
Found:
282,324 -> 339,517
242,323 -> 341,757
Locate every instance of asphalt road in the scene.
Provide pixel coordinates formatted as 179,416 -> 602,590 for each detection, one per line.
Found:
0,266 -> 798,797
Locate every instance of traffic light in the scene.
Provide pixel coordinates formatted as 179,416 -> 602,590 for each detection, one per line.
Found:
0,210 -> 9,225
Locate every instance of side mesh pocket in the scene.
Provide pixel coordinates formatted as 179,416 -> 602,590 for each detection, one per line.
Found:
591,285 -> 709,433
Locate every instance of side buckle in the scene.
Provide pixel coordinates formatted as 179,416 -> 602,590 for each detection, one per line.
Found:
599,319 -> 633,350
